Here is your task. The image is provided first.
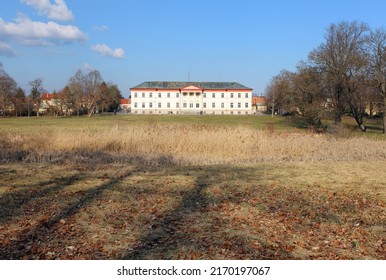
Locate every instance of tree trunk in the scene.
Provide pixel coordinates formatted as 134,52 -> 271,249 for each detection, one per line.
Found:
88,105 -> 95,117
350,104 -> 366,132
354,117 -> 367,132
383,96 -> 386,134
380,83 -> 386,134
334,112 -> 342,124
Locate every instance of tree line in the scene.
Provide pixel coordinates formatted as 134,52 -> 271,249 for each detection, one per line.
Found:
265,21 -> 386,134
0,65 -> 123,117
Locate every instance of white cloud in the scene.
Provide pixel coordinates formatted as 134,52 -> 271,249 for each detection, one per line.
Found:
0,42 -> 16,57
91,44 -> 125,59
82,63 -> 93,72
0,15 -> 87,46
93,25 -> 109,32
21,0 -> 74,21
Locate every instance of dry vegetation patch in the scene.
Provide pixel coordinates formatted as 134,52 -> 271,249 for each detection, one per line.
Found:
1,122 -> 386,165
0,162 -> 385,259
1,119 -> 385,259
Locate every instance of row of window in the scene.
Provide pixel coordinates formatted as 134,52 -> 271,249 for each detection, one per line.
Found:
133,102 -> 250,109
133,111 -> 250,115
134,92 -> 177,98
133,92 -> 250,98
202,92 -> 249,98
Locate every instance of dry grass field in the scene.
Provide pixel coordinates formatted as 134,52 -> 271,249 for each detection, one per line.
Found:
2,116 -> 386,165
0,115 -> 385,259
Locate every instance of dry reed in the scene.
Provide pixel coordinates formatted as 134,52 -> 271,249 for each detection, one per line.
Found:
1,123 -> 386,165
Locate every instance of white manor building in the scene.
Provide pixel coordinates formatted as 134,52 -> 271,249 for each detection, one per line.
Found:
130,81 -> 253,115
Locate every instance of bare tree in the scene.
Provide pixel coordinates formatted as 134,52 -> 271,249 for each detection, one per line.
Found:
68,70 -> 86,116
368,28 -> 386,134
12,87 -> 26,117
67,69 -> 104,117
84,70 -> 103,117
29,78 -> 44,117
265,69 -> 294,115
346,72 -> 371,131
292,64 -> 326,128
56,86 -> 72,116
0,71 -> 17,117
309,21 -> 370,126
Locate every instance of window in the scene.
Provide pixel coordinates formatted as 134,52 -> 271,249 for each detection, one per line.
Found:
142,92 -> 145,98
230,93 -> 234,98
221,92 -> 224,98
134,92 -> 137,98
212,92 -> 216,98
190,103 -> 193,108
149,102 -> 153,108
203,103 -> 206,108
238,93 -> 241,98
142,102 -> 145,108
196,103 -> 200,108
203,93 -> 206,98
245,102 -> 249,108
149,92 -> 153,98
221,103 -> 224,108
176,102 -> 179,108
238,102 -> 241,108
230,102 -> 234,108
158,92 -> 161,98
212,103 -> 215,108
176,92 -> 179,98
245,92 -> 249,98
167,92 -> 170,98
183,103 -> 187,108
134,102 -> 138,108
167,102 -> 170,108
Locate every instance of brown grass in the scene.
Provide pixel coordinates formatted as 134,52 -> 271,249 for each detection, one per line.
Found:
1,121 -> 385,259
1,123 -> 386,165
0,162 -> 385,259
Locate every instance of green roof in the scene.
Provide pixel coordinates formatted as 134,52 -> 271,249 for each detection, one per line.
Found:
131,81 -> 252,90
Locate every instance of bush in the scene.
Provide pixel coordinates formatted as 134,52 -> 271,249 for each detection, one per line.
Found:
326,123 -> 353,138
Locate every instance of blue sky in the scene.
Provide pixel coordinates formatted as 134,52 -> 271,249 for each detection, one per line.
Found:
1,0 -> 386,97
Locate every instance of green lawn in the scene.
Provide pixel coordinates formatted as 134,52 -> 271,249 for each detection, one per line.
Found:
0,114 -> 295,134
2,113 -> 384,134
1,114 -> 384,133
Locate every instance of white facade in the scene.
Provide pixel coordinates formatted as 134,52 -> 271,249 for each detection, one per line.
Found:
130,83 -> 253,115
